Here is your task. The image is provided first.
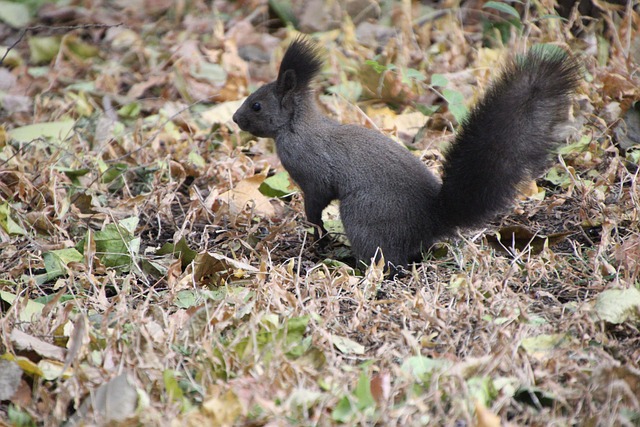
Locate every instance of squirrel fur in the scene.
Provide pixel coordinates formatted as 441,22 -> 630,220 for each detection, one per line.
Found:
232,38 -> 581,267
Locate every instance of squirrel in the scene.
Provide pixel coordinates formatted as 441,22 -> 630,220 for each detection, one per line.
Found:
232,38 -> 581,268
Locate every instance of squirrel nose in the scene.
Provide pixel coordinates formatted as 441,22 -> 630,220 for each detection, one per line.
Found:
232,112 -> 239,124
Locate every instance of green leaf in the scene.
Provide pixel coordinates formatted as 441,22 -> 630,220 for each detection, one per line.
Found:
594,287 -> 640,324
415,104 -> 440,116
56,167 -> 91,185
556,135 -> 592,155
7,404 -> 35,427
268,0 -> 297,26
0,203 -> 27,235
430,73 -> 448,87
188,151 -> 206,168
365,59 -> 389,74
28,36 -> 61,64
156,237 -> 197,268
520,334 -> 569,357
42,248 -> 84,281
327,81 -> 363,102
259,171 -> 295,198
65,37 -> 99,59
117,102 -> 141,119
27,66 -> 49,78
483,1 -> 521,20
233,315 -> 309,361
442,88 -> 469,123
283,316 -> 310,358
87,220 -> 138,270
402,68 -> 426,83
118,217 -> 139,235
0,45 -> 23,67
401,356 -> 451,381
0,1 -> 31,28
331,396 -> 354,423
174,290 -> 200,309
331,335 -> 365,355
467,376 -> 497,407
287,388 -> 324,410
0,291 -> 45,323
544,166 -> 572,187
190,62 -> 227,84
354,372 -> 376,410
8,120 -> 74,144
163,369 -> 184,401
99,162 -> 128,184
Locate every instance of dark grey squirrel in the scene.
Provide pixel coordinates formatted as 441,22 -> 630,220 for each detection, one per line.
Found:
232,38 -> 581,267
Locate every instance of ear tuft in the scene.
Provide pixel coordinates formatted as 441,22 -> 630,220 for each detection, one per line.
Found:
277,36 -> 323,91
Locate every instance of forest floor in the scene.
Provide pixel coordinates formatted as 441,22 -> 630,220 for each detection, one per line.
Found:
1,0 -> 639,426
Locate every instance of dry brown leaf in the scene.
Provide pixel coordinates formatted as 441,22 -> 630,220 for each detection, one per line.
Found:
193,251 -> 258,285
370,371 -> 391,404
218,174 -> 276,218
10,329 -> 66,362
63,315 -> 89,373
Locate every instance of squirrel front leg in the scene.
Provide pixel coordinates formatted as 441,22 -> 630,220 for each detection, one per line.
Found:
303,192 -> 332,241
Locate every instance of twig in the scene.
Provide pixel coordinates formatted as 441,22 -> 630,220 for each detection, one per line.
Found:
0,23 -> 124,66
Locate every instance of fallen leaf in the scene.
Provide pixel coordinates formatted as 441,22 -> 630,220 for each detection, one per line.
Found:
520,334 -> 570,359
475,400 -> 502,427
28,35 -> 62,64
331,335 -> 365,355
218,174 -> 276,218
259,171 -> 296,197
193,251 -> 258,285
10,329 -> 66,362
8,120 -> 75,144
400,356 -> 451,380
370,371 -> 391,404
593,287 -> 640,324
0,1 -> 31,28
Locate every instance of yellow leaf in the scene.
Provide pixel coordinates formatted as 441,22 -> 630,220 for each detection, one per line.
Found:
2,354 -> 44,377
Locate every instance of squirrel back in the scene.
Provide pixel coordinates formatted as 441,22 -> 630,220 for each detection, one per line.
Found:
233,39 -> 581,267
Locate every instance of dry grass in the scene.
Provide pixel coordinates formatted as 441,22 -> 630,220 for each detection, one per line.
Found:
1,1 -> 639,426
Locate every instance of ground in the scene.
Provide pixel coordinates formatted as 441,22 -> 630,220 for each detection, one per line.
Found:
0,0 -> 639,426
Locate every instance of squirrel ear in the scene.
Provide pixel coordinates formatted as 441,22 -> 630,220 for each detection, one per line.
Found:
277,69 -> 297,98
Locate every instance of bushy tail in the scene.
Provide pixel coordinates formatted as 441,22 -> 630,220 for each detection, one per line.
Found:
434,46 -> 581,235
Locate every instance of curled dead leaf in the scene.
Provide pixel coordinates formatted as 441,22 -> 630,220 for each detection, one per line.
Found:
193,251 -> 258,285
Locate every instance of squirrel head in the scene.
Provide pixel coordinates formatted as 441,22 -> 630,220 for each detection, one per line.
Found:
233,37 -> 323,138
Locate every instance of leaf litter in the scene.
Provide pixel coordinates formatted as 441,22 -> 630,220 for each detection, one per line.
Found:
1,0 -> 640,426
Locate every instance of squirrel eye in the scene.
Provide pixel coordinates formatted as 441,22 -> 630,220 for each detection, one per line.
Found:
251,102 -> 262,112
